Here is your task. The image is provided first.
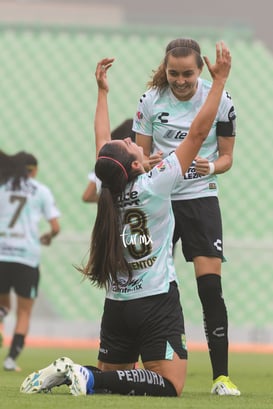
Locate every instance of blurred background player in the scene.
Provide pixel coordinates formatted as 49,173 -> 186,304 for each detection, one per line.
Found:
0,151 -> 60,371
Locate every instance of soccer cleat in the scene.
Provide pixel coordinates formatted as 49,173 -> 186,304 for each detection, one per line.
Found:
20,357 -> 74,393
211,375 -> 241,396
69,364 -> 94,396
4,357 -> 21,372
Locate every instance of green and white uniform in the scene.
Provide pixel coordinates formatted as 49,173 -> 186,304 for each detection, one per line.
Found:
133,77 -> 236,200
0,178 -> 60,267
106,153 -> 182,301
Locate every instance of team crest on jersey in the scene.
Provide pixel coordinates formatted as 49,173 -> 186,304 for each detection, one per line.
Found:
181,334 -> 187,350
156,161 -> 166,172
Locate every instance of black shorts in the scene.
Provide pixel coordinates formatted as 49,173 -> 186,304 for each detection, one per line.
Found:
172,197 -> 224,262
0,261 -> 40,299
98,281 -> 187,364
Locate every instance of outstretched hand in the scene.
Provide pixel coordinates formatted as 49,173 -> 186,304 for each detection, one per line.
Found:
95,58 -> 115,92
204,42 -> 231,83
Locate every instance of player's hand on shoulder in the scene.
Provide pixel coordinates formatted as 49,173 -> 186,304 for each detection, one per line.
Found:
145,151 -> 163,170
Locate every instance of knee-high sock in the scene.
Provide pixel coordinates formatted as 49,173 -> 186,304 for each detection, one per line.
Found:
0,306 -> 8,323
8,333 -> 25,360
92,369 -> 177,396
197,274 -> 228,379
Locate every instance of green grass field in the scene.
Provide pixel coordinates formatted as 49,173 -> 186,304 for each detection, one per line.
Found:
1,347 -> 272,409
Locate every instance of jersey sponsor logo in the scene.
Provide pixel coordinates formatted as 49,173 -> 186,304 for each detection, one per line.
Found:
163,129 -> 187,140
112,277 -> 143,293
0,244 -> 25,257
0,232 -> 25,238
5,181 -> 37,195
129,256 -> 157,270
183,166 -> 202,180
117,190 -> 140,207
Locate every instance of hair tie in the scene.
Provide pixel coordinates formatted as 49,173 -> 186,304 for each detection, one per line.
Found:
101,182 -> 110,189
98,156 -> 128,180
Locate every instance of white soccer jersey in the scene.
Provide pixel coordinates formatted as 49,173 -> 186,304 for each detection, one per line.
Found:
0,177 -> 60,267
106,153 -> 182,301
133,78 -> 236,200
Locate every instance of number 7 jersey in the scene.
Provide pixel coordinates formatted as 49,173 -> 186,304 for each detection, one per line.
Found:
0,178 -> 60,267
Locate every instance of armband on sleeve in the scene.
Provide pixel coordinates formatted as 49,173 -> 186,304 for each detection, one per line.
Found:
216,106 -> 236,136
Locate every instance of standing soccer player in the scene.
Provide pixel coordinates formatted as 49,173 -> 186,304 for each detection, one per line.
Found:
133,37 -> 239,395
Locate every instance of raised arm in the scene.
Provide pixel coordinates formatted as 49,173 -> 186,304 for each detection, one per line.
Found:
94,58 -> 115,158
175,42 -> 231,174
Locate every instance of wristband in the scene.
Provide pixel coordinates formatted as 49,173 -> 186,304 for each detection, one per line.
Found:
208,162 -> 215,175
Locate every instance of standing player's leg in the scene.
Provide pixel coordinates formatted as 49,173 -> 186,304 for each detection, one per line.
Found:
4,295 -> 35,371
4,262 -> 39,371
0,262 -> 12,349
0,296 -> 9,348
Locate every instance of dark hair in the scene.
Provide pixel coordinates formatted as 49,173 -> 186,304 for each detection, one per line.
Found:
0,150 -> 30,190
77,141 -> 142,289
25,153 -> 38,170
147,38 -> 204,90
111,118 -> 135,142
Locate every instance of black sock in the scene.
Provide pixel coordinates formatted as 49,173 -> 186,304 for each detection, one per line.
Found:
8,333 -> 25,360
93,369 -> 177,396
197,274 -> 228,379
0,306 -> 8,323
